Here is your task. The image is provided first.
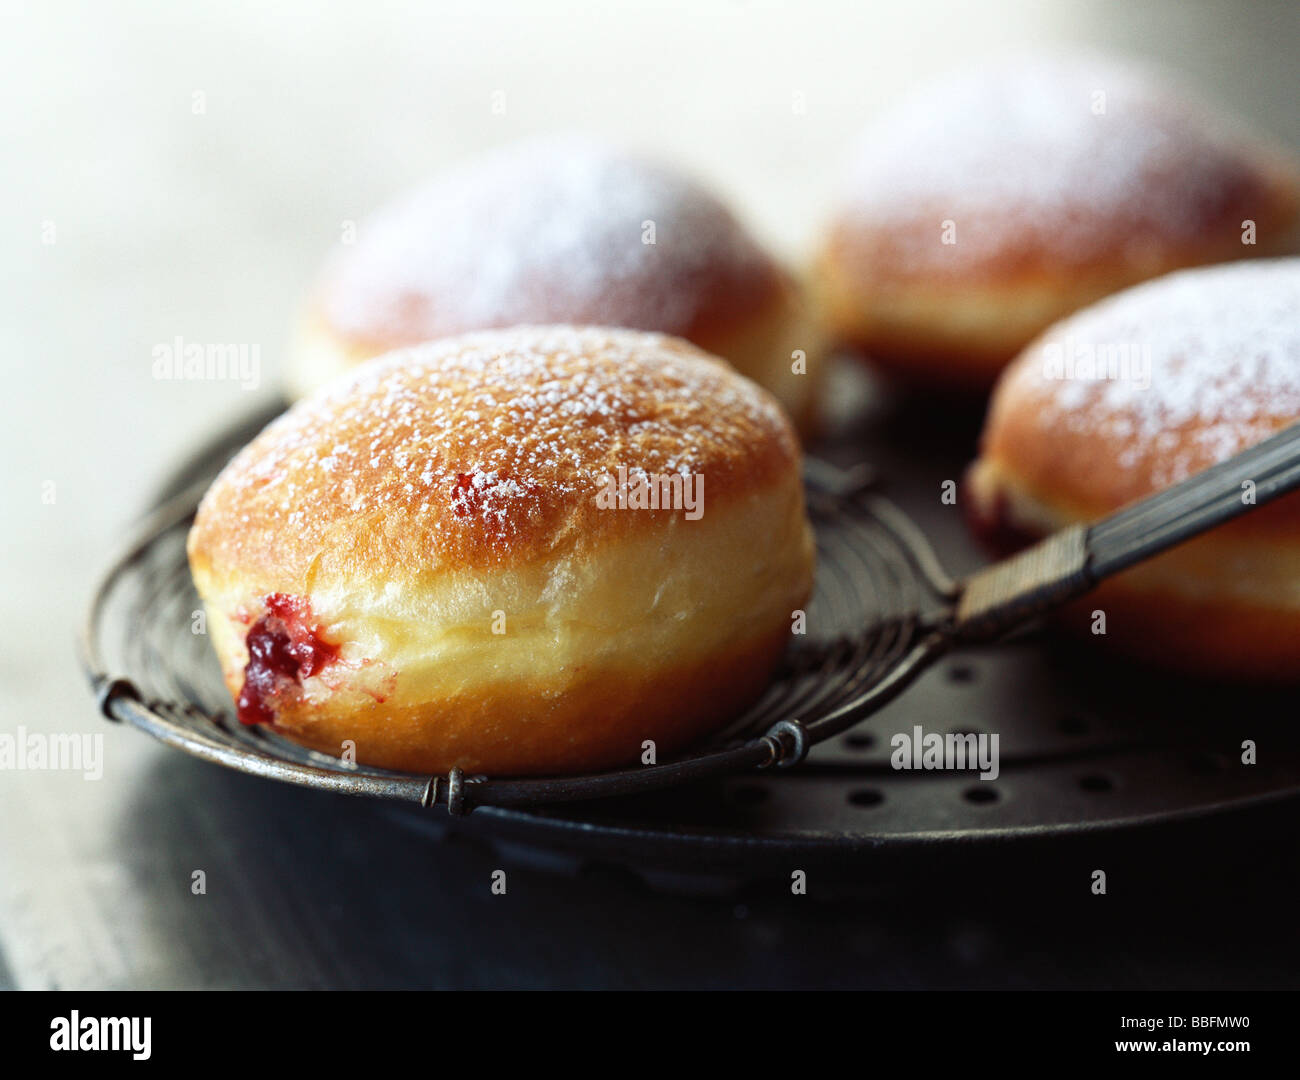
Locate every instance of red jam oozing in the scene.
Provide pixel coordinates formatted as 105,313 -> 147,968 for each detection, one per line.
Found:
963,484 -> 1041,560
236,594 -> 340,726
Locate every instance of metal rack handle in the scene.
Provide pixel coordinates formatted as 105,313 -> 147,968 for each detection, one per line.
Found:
956,420 -> 1300,639
1087,420 -> 1300,579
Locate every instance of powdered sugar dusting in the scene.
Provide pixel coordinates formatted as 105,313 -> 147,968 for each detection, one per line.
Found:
208,326 -> 795,568
1015,259 -> 1300,488
322,135 -> 773,341
842,54 -> 1280,271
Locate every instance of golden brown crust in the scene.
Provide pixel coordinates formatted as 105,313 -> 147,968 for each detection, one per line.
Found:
976,259 -> 1300,540
966,466 -> 1300,681
318,243 -> 788,367
967,259 -> 1300,678
315,251 -> 789,373
191,326 -> 802,586
292,272 -> 824,427
1048,587 -> 1300,683
188,325 -> 815,774
978,400 -> 1300,540
815,55 -> 1300,384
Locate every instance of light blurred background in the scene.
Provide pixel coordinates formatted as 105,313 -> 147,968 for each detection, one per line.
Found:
1,0 -> 1297,987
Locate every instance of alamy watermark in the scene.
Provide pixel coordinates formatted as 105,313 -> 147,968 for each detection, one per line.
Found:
0,726 -> 103,780
152,336 -> 261,389
50,1012 -> 150,1060
595,465 -> 704,520
891,724 -> 999,780
1041,339 -> 1151,389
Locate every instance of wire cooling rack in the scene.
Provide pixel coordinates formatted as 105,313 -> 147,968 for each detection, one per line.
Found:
80,401 -> 1300,874
79,400 -> 962,813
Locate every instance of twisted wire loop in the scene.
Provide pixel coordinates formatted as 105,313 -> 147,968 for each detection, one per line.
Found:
444,767 -> 467,816
760,719 -> 809,768
80,454 -> 957,814
421,772 -> 472,814
95,676 -> 141,721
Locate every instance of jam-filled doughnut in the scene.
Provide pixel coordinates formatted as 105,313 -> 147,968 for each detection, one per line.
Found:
815,54 -> 1300,389
289,135 -> 822,427
966,258 -> 1300,679
190,326 -> 816,774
